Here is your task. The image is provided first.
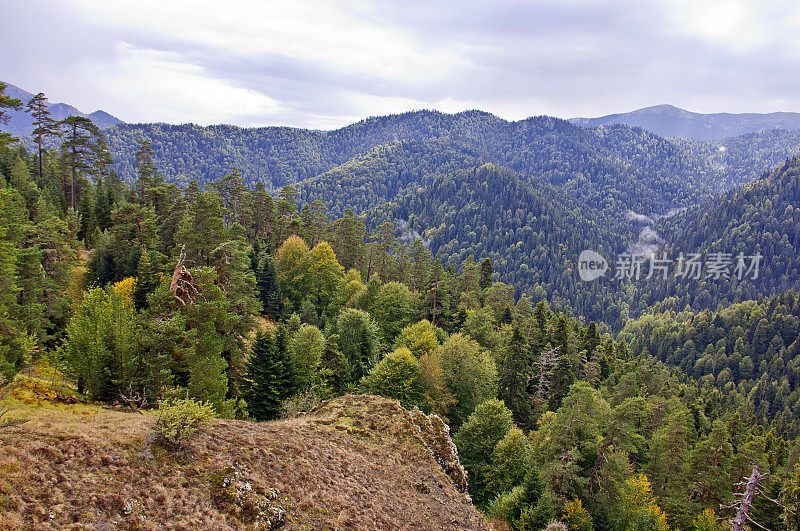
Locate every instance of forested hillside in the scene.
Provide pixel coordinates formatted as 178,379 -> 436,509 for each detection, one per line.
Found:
98,111 -> 800,213
621,291 -> 800,437
632,156 -> 800,315
4,80 -> 800,530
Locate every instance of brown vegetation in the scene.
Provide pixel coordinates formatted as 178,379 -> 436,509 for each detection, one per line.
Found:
0,394 -> 492,530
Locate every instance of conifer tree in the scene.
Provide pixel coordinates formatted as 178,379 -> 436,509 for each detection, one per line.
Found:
133,250 -> 158,311
480,257 -> 493,290
243,330 -> 294,420
499,326 -> 533,430
423,258 -> 448,326
331,208 -> 365,271
134,140 -> 157,205
59,116 -> 100,210
25,92 -> 61,179
256,251 -> 282,319
93,177 -> 111,232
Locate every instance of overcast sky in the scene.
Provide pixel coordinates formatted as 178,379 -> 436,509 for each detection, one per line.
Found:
3,0 -> 800,129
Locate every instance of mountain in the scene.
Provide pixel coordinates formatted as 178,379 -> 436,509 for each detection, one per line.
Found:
101,110 -> 800,212
96,110 -> 800,328
612,155 -> 800,320
1,82 -> 123,137
0,394 -> 489,529
106,111 -> 745,214
571,104 -> 800,141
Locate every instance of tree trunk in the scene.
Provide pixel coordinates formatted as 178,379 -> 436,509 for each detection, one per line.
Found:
731,465 -> 761,531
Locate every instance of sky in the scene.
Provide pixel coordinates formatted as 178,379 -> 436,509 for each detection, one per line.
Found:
3,0 -> 800,129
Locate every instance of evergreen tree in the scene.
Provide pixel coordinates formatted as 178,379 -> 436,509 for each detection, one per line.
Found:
59,115 -> 100,210
243,330 -> 294,421
133,250 -> 159,311
0,82 -> 22,146
331,208 -> 365,271
480,257 -> 493,290
256,251 -> 282,319
25,92 -> 61,179
499,327 -> 534,430
134,140 -> 157,206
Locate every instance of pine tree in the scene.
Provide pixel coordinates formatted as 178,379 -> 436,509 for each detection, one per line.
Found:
176,190 -> 227,266
245,181 -> 274,242
211,169 -> 245,226
423,258 -> 448,326
243,330 -> 294,420
59,116 -> 100,210
25,92 -> 61,179
331,208 -> 365,271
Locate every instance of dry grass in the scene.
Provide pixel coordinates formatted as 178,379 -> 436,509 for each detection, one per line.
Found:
0,394 -> 492,530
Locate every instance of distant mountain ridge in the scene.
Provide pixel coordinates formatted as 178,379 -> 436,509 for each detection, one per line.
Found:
570,104 -> 800,140
2,82 -> 123,137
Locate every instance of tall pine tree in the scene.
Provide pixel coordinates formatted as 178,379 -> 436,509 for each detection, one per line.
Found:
26,92 -> 61,179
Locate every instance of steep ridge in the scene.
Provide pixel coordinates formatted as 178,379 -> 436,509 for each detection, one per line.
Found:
0,394 -> 490,530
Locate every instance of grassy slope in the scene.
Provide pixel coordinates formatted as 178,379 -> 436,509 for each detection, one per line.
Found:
0,393 -> 490,530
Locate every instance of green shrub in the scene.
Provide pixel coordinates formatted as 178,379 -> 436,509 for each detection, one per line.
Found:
153,397 -> 215,448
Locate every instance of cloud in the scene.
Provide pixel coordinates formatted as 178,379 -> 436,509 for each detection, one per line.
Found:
4,0 -> 800,128
93,44 -> 282,125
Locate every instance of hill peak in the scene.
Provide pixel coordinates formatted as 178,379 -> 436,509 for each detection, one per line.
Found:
571,103 -> 800,140
1,81 -> 124,137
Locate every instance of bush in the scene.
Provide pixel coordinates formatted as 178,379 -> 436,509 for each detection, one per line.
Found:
280,387 -> 322,418
153,397 -> 215,448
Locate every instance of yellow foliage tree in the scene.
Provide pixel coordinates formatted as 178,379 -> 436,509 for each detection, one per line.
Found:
111,277 -> 136,306
691,508 -> 726,531
562,499 -> 593,531
394,319 -> 440,358
275,234 -> 309,306
621,474 -> 670,531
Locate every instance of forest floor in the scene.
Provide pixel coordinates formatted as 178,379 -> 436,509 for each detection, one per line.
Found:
0,379 -> 491,530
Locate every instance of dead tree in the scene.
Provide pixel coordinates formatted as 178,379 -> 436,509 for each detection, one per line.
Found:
724,464 -> 793,531
535,345 -> 561,400
119,383 -> 148,413
726,465 -> 765,531
170,246 -> 202,306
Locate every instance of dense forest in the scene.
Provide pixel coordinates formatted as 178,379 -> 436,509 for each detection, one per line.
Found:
57,110 -> 800,208
620,292 -> 800,437
2,84 -> 800,530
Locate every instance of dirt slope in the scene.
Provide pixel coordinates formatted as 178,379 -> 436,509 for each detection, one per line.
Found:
0,394 -> 492,530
